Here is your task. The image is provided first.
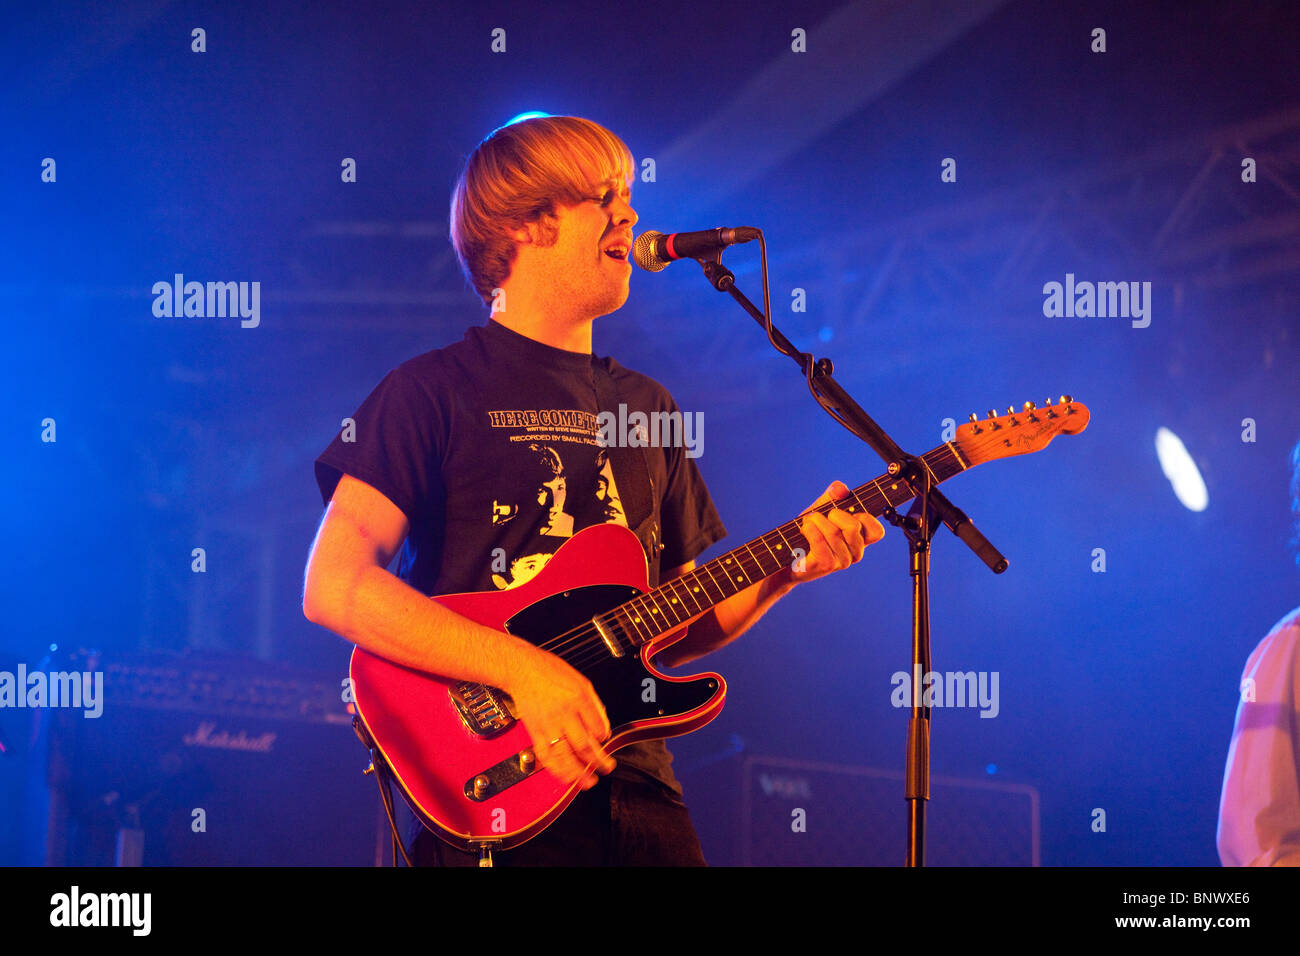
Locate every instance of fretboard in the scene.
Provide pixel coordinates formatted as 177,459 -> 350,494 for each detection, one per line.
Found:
591,442 -> 968,651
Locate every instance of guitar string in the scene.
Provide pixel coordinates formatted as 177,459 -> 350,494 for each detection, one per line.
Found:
536,427 -> 1058,672
552,412 -> 1072,669
536,438 -> 987,671
526,441 -> 970,671
540,408 -> 1076,671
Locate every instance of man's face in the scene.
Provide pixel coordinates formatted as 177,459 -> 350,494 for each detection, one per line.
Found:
529,175 -> 637,320
538,474 -> 566,520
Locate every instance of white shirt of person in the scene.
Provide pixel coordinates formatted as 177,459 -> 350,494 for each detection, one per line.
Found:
1218,607 -> 1300,866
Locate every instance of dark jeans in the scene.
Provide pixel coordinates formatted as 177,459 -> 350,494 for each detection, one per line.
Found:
409,774 -> 707,866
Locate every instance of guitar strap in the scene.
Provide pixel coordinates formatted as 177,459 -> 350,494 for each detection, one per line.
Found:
591,359 -> 663,589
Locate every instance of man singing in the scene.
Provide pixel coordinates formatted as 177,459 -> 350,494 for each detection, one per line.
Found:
302,114 -> 884,865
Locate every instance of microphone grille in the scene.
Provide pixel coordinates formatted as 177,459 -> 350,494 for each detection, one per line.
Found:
632,231 -> 668,272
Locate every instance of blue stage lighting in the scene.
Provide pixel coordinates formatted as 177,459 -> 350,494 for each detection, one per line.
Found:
503,111 -> 552,126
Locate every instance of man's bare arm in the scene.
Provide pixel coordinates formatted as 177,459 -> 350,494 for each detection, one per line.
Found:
651,559 -> 794,669
302,473 -> 615,787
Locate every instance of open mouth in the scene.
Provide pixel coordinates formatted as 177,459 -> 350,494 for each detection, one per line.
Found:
603,246 -> 629,261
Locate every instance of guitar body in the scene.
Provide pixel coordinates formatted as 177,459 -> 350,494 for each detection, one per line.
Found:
349,523 -> 726,852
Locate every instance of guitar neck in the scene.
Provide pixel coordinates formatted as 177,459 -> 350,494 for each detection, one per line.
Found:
595,442 -> 969,651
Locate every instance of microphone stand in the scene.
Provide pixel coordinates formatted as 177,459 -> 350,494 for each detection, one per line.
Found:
692,246 -> 1007,867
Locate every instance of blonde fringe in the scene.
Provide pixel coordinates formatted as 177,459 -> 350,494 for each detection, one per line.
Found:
450,116 -> 635,305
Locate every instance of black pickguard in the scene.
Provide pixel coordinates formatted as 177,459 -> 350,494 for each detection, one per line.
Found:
504,584 -> 717,734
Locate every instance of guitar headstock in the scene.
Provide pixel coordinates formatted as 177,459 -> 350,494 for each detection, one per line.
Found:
953,397 -> 1089,466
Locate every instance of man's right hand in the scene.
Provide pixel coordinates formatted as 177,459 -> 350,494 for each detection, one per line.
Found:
505,647 -> 617,790
305,475 -> 619,791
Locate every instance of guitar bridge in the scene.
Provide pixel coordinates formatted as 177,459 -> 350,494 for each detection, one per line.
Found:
449,682 -> 515,737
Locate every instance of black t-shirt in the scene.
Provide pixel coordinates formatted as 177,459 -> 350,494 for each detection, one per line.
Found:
315,319 -> 727,794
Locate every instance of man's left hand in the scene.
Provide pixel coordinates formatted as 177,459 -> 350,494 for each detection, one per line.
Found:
785,480 -> 886,584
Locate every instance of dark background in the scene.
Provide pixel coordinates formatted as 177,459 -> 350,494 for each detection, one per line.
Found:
4,0 -> 1299,865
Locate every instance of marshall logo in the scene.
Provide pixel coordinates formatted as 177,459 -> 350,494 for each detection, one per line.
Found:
182,721 -> 277,752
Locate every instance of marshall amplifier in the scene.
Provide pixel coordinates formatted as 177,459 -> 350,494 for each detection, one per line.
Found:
43,650 -> 388,866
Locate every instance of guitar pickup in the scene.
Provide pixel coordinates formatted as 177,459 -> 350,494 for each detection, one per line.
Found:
464,749 -> 539,801
449,682 -> 516,737
591,616 -> 624,658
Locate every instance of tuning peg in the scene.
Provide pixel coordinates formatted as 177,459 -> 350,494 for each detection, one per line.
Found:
969,413 -> 979,423
1007,406 -> 1016,415
1046,397 -> 1053,407
1024,401 -> 1036,411
987,409 -> 998,419
1060,394 -> 1073,404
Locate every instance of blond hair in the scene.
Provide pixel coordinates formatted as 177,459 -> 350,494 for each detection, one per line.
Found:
450,115 -> 635,305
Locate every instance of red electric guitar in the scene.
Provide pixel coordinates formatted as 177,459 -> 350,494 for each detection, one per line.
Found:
349,399 -> 1089,851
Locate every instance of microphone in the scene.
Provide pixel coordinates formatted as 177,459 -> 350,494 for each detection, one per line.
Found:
632,227 -> 760,272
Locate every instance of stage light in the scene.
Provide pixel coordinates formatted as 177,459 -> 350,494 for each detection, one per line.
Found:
1155,427 -> 1208,512
503,111 -> 552,126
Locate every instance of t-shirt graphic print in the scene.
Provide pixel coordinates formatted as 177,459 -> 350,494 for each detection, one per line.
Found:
483,411 -> 628,591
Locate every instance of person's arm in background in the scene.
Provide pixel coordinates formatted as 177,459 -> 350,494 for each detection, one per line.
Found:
1217,615 -> 1300,866
302,473 -> 615,789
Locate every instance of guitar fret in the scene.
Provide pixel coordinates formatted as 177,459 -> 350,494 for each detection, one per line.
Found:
617,605 -> 652,645
751,539 -> 782,576
656,578 -> 687,626
781,522 -> 808,554
677,576 -> 701,616
757,534 -> 784,573
772,525 -> 797,559
683,573 -> 708,614
729,548 -> 755,588
642,589 -> 677,631
698,562 -> 730,603
639,592 -> 667,631
869,478 -> 888,509
680,570 -> 709,614
633,593 -> 658,632
725,552 -> 751,588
